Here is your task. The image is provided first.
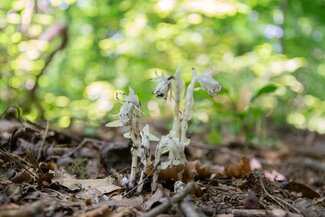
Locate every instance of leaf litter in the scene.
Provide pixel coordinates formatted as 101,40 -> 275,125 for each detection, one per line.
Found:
0,117 -> 324,217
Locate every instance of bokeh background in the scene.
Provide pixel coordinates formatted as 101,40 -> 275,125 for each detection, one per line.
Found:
1,0 -> 325,143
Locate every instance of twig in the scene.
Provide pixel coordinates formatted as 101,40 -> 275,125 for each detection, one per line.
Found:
259,175 -> 301,214
38,121 -> 49,160
28,149 -> 44,176
0,105 -> 24,128
201,207 -> 303,217
180,197 -> 207,217
141,182 -> 194,217
67,138 -> 102,156
0,148 -> 38,178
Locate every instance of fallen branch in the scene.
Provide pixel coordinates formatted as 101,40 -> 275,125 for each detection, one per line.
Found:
201,206 -> 303,217
180,197 -> 207,217
219,208 -> 303,217
141,182 -> 194,217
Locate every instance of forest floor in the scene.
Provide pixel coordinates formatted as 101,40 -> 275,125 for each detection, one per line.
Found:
0,117 -> 324,217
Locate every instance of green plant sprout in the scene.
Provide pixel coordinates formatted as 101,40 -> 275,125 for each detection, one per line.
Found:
106,67 -> 222,192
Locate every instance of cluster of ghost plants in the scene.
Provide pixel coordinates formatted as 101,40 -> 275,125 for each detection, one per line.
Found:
106,66 -> 222,192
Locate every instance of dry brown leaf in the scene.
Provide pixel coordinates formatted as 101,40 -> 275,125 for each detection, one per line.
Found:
12,170 -> 33,183
224,157 -> 251,178
158,160 -> 215,183
159,164 -> 185,182
53,170 -> 121,194
282,182 -> 320,199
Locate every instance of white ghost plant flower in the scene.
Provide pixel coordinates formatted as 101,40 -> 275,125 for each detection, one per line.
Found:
106,66 -> 222,192
106,87 -> 142,188
197,71 -> 222,96
105,87 -> 140,127
152,71 -> 174,99
151,129 -> 186,190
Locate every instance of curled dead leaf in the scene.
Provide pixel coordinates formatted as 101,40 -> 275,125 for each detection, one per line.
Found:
224,157 -> 251,178
281,181 -> 320,199
158,160 -> 215,183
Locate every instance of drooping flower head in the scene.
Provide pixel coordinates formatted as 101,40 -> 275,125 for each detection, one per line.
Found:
119,87 -> 140,125
197,71 -> 222,96
152,71 -> 174,99
106,87 -> 140,127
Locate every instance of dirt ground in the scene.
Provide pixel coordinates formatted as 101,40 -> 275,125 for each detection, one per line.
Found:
0,117 -> 324,217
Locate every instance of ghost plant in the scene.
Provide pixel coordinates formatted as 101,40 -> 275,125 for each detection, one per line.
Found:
106,67 -> 222,191
105,87 -> 142,187
151,67 -> 222,190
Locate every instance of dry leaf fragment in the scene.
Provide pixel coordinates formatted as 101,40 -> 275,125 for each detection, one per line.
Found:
12,170 -> 33,183
281,181 -> 320,199
53,170 -> 121,194
158,160 -> 215,184
224,157 -> 251,178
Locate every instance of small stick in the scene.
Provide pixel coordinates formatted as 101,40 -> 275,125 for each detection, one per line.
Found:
37,121 -> 49,160
180,197 -> 207,217
217,208 -> 303,217
259,175 -> 301,214
0,148 -> 38,178
141,182 -> 194,217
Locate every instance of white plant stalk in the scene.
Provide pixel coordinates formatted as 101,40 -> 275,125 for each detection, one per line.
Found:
107,67 -> 222,192
172,65 -> 183,138
105,87 -> 141,188
180,68 -> 198,144
137,125 -> 158,193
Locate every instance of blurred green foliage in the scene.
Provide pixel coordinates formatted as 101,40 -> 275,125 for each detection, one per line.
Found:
1,0 -> 325,141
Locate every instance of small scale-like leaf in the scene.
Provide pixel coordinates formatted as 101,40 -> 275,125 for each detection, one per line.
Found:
251,84 -> 278,102
148,133 -> 159,141
105,120 -> 123,127
123,131 -> 131,139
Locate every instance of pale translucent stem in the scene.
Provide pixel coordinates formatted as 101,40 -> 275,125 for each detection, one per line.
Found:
180,68 -> 197,143
129,146 -> 138,187
137,165 -> 145,193
151,147 -> 161,191
129,110 -> 141,187
137,146 -> 150,192
172,65 -> 182,139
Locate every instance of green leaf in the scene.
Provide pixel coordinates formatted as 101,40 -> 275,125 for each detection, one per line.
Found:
250,84 -> 278,102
